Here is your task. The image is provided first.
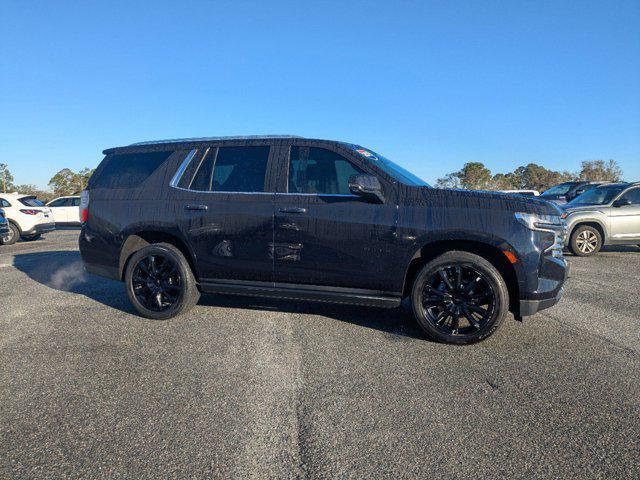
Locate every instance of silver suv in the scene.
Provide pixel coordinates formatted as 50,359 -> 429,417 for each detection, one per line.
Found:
562,182 -> 640,256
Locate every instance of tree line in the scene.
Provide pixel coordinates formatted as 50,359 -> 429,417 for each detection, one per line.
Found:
436,159 -> 623,192
0,163 -> 95,202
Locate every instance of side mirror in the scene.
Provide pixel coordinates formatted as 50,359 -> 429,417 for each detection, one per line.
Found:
348,174 -> 385,204
613,198 -> 632,208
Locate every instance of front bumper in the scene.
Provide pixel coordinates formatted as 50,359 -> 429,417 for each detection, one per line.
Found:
519,287 -> 564,316
23,222 -> 56,236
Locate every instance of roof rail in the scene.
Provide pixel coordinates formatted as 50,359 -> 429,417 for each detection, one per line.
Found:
129,135 -> 304,146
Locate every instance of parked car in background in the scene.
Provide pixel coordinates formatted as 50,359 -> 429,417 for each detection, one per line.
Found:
0,208 -> 9,243
499,189 -> 540,197
562,182 -> 640,256
79,135 -> 568,345
0,193 -> 55,245
46,195 -> 81,225
541,181 -> 610,204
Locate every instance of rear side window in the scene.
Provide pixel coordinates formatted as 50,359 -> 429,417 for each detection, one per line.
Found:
175,146 -> 270,193
288,146 -> 363,195
1,199 -> 11,207
91,151 -> 173,189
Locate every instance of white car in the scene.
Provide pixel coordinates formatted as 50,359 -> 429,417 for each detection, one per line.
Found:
46,195 -> 81,225
499,189 -> 541,197
0,193 -> 55,245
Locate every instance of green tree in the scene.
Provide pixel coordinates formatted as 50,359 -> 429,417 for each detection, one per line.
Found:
0,163 -> 14,193
435,172 -> 462,189
457,162 -> 493,190
578,160 -> 622,182
48,167 -> 95,196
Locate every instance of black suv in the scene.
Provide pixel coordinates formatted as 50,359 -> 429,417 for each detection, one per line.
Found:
80,136 -> 568,344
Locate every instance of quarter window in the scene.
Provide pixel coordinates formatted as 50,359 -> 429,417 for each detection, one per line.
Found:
91,150 -> 173,189
288,146 -> 363,195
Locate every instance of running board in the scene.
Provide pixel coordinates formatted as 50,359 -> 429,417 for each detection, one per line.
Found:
199,281 -> 402,308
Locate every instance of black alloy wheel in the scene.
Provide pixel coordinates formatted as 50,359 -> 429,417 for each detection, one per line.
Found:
131,254 -> 183,312
125,242 -> 200,320
411,251 -> 509,344
420,264 -> 496,336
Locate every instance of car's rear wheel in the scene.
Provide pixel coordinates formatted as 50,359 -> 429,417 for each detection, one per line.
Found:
411,251 -> 509,345
570,225 -> 602,256
124,243 -> 200,320
1,223 -> 19,245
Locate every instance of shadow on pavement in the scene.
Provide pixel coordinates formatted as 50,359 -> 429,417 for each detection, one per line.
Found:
12,250 -> 425,341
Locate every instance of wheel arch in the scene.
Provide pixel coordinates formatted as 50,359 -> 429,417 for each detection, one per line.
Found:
569,221 -> 606,244
7,219 -> 22,234
119,230 -> 199,281
401,239 -> 520,314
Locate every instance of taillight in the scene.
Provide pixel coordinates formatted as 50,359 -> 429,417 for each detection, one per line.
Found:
20,209 -> 40,215
80,190 -> 90,223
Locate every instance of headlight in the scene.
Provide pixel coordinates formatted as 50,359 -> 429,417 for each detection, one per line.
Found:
515,212 -> 566,258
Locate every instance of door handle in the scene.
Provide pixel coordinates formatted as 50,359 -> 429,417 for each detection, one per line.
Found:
184,204 -> 208,211
279,207 -> 307,214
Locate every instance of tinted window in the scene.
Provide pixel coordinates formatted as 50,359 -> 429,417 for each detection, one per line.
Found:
289,146 -> 363,195
211,146 -> 269,193
569,186 -> 625,205
621,188 -> 640,205
51,198 -> 74,207
71,197 -> 81,207
20,197 -> 45,207
0,199 -> 10,208
91,151 -> 173,189
542,183 -> 574,196
189,149 -> 216,191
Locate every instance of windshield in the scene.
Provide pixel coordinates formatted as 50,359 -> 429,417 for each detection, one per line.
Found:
349,145 -> 430,187
541,183 -> 573,196
568,186 -> 625,205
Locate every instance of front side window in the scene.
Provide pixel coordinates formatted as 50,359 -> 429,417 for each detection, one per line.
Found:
620,188 -> 640,205
288,146 -> 364,195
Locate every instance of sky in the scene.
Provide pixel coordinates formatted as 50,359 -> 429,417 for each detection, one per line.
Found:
1,0 -> 639,189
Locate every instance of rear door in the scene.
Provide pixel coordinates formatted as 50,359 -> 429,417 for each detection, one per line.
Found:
609,187 -> 640,240
272,142 -> 398,293
171,143 -> 276,283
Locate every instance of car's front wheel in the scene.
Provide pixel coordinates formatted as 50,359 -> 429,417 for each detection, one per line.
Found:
570,225 -> 602,257
124,243 -> 200,320
1,223 -> 19,245
410,251 -> 509,345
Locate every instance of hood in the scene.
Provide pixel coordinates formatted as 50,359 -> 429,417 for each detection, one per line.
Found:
561,203 -> 609,214
404,187 -> 562,215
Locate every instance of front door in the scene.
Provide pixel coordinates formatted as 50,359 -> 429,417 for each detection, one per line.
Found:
609,187 -> 640,241
272,144 -> 398,293
172,145 -> 275,283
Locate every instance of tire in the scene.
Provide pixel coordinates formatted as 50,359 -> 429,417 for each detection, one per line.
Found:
410,251 -> 509,345
1,223 -> 19,245
21,234 -> 42,241
569,225 -> 602,257
124,242 -> 200,320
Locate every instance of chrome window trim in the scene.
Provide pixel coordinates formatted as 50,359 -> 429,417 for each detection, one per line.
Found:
169,149 -> 198,188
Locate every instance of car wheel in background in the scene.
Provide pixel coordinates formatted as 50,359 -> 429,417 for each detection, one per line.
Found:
570,225 -> 602,257
410,251 -> 509,345
124,242 -> 200,320
21,234 -> 42,241
1,223 -> 19,245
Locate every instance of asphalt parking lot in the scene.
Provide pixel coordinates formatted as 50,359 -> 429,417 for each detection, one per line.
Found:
1,230 -> 639,479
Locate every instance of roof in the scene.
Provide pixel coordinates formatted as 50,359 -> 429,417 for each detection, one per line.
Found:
128,135 -> 305,146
